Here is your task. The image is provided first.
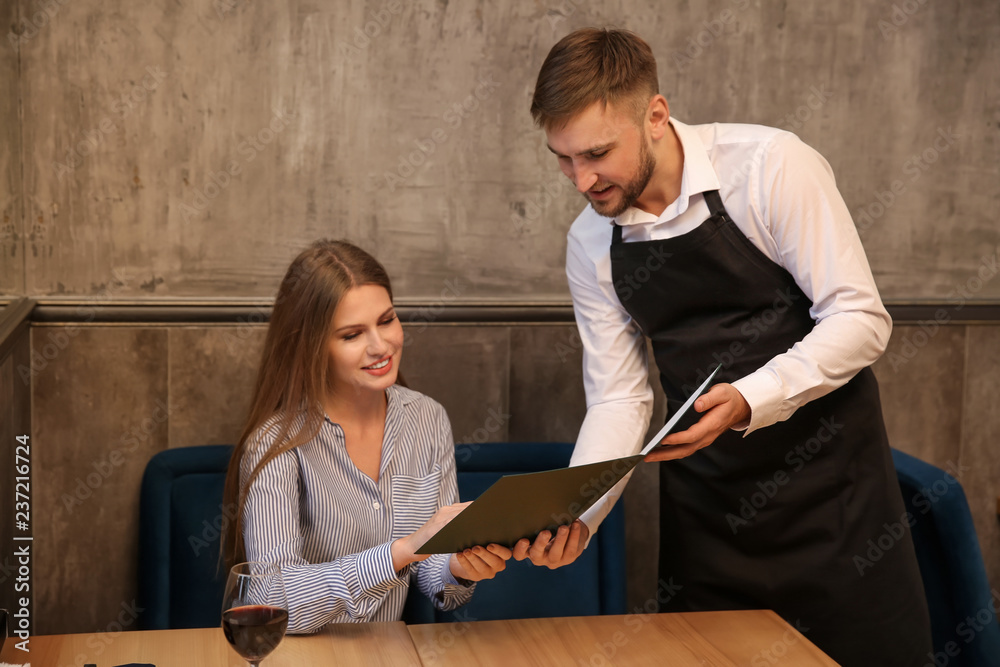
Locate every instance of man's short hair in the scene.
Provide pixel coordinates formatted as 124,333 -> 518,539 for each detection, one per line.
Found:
530,28 -> 659,131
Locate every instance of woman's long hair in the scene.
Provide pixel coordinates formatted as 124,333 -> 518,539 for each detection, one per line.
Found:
221,239 -> 393,567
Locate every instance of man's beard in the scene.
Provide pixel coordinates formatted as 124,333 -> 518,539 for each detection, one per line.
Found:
587,140 -> 657,218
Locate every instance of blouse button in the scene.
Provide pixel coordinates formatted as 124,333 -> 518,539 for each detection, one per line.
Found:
372,501 -> 381,510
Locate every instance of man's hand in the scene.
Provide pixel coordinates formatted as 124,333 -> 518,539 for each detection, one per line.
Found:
512,520 -> 589,569
644,383 -> 750,462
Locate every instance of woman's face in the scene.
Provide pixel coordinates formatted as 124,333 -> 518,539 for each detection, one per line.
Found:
326,284 -> 403,398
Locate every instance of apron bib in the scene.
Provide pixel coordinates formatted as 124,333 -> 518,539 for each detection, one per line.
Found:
609,189 -> 931,666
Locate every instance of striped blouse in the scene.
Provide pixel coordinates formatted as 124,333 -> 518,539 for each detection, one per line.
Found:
240,384 -> 475,633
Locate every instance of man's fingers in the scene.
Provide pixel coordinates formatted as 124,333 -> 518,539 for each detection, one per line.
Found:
512,538 -> 530,561
645,440 -> 706,462
693,385 -> 727,412
660,420 -> 710,446
529,531 -> 551,560
546,526 -> 569,565
566,521 -> 585,554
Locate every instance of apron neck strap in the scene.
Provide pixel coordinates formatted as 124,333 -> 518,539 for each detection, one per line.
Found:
611,222 -> 623,245
703,190 -> 725,217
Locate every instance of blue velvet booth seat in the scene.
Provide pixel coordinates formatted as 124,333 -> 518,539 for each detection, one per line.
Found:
137,442 -> 626,629
401,442 -> 628,624
892,448 -> 1000,666
137,441 -> 1000,656
137,444 -> 234,630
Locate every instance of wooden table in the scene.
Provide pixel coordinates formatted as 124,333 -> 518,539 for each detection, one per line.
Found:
0,621 -> 422,666
407,611 -> 839,666
0,611 -> 837,666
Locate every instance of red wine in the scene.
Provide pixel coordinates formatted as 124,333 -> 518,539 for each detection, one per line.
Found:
222,605 -> 289,662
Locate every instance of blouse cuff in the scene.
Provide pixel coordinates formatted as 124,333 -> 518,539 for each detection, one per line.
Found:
352,542 -> 409,601
431,555 -> 476,609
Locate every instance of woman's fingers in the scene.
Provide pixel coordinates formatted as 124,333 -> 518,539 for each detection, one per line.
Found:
456,546 -> 507,580
486,543 -> 513,560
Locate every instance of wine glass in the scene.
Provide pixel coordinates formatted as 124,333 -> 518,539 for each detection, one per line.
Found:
221,562 -> 289,666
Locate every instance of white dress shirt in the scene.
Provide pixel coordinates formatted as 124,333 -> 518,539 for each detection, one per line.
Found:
569,118 -> 892,534
241,384 -> 474,633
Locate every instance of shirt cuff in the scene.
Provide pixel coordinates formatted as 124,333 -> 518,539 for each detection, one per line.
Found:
352,542 -> 409,601
730,371 -> 785,435
435,555 -> 473,588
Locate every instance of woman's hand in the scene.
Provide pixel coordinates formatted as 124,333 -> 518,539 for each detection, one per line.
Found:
449,544 -> 512,583
391,502 -> 471,571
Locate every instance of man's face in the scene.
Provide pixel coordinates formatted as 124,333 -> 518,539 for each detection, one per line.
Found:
545,100 -> 657,218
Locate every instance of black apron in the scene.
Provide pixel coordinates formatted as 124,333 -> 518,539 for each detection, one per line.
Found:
609,190 -> 931,666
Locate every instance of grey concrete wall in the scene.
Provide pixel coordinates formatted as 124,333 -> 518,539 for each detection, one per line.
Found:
1,0 -> 23,294
3,0 -> 998,300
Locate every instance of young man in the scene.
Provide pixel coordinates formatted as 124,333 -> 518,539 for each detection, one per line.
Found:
516,27 -> 932,665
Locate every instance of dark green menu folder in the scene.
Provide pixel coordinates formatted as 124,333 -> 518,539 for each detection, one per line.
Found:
416,365 -> 721,554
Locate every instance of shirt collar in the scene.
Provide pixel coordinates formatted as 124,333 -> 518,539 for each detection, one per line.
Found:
614,118 -> 720,226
